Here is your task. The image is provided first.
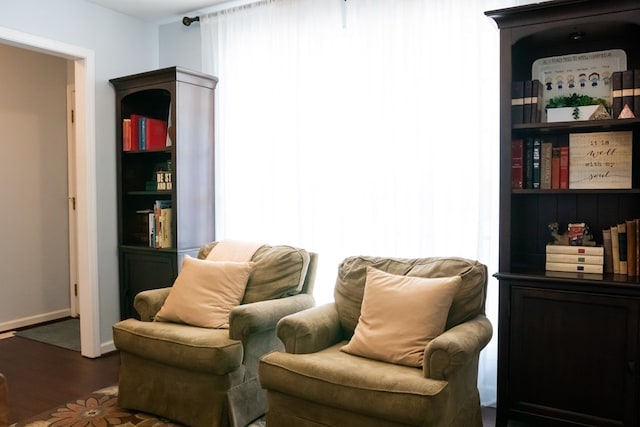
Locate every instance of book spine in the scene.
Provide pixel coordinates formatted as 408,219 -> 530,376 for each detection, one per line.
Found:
511,139 -> 523,189
545,244 -> 604,256
622,70 -> 635,117
551,147 -> 560,189
636,219 -> 640,277
546,253 -> 604,265
523,80 -> 533,124
130,114 -> 141,151
545,262 -> 603,274
611,71 -> 623,119
532,138 -> 541,189
524,137 -> 534,189
559,146 -> 569,189
139,117 -> 147,151
148,212 -> 155,248
531,79 -> 543,123
626,219 -> 637,276
511,81 -> 525,125
122,119 -> 131,151
618,223 -> 628,274
602,228 -> 613,273
540,141 -> 552,189
635,69 -> 640,120
611,226 -> 620,274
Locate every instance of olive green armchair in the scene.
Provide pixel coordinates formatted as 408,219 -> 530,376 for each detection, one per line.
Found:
259,255 -> 492,427
0,373 -> 8,427
113,243 -> 317,427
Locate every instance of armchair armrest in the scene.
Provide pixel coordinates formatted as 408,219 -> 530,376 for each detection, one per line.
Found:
276,303 -> 343,354
423,314 -> 493,381
229,293 -> 315,341
133,287 -> 172,321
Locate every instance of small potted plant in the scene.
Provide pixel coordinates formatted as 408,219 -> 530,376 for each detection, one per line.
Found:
545,93 -> 610,122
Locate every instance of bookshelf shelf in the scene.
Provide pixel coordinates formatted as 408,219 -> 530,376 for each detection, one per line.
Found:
110,67 -> 217,319
487,1 -> 640,426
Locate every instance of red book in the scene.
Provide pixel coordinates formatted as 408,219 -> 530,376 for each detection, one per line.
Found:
145,118 -> 168,151
559,146 -> 569,189
551,147 -> 560,189
122,118 -> 131,151
129,114 -> 142,151
511,139 -> 523,189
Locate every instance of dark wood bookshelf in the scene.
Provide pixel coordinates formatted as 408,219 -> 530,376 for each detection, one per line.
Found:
110,67 -> 218,319
487,1 -> 640,426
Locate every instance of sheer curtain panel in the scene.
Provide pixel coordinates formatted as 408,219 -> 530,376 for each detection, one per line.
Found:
201,0 -> 531,406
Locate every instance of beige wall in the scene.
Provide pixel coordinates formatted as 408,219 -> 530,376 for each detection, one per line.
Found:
0,44 -> 70,327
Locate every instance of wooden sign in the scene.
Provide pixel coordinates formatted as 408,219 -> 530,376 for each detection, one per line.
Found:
569,131 -> 632,189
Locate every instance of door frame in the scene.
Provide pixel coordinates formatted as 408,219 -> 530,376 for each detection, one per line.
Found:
67,83 -> 79,317
0,26 -> 100,358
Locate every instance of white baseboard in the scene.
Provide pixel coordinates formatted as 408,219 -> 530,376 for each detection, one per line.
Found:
0,309 -> 72,333
100,340 -> 116,355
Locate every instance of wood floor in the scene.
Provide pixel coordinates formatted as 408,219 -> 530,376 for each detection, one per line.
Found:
0,336 -> 120,424
0,335 -> 499,426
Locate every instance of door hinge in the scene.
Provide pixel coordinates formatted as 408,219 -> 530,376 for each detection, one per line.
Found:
71,109 -> 75,124
72,197 -> 76,210
74,283 -> 78,296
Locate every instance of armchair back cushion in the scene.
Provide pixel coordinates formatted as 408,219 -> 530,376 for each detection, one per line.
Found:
334,256 -> 487,338
198,242 -> 311,303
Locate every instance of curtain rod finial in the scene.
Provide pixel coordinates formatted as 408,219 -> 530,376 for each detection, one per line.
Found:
182,16 -> 200,26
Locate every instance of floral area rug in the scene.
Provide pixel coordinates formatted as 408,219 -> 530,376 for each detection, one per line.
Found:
12,385 -> 266,427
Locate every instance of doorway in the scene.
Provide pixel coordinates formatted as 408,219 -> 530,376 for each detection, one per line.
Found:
0,26 -> 100,357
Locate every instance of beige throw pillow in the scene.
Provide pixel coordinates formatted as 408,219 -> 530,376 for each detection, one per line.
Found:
155,255 -> 255,328
341,266 -> 461,367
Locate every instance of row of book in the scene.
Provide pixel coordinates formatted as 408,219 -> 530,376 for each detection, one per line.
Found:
545,244 -> 604,274
136,200 -> 172,249
511,79 -> 544,124
512,137 -> 568,189
611,69 -> 640,119
603,220 -> 640,276
122,114 -> 169,152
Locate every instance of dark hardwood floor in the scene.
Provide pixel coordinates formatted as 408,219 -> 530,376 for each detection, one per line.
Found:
0,336 -> 120,424
0,335 -> 499,426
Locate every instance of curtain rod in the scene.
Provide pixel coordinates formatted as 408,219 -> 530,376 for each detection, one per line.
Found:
181,0 -> 275,26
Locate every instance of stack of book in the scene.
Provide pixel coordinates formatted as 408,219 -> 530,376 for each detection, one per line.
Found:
512,137 -> 568,189
122,115 -> 168,152
545,244 -> 604,274
603,220 -> 640,275
611,69 -> 640,119
511,79 -> 544,124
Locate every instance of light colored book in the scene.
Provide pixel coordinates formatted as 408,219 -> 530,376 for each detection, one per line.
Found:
545,262 -> 603,274
545,253 -> 603,265
611,226 -> 620,274
545,244 -> 604,256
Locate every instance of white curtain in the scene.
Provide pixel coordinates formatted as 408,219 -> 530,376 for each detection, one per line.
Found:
201,0 -> 531,406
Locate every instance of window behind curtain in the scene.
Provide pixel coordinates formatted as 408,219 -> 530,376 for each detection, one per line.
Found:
201,0 -> 532,406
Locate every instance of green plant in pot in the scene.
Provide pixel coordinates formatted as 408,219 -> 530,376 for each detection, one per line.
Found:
545,93 -> 610,120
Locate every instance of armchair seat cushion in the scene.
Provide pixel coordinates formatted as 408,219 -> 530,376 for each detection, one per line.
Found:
260,343 -> 449,425
113,318 -> 243,375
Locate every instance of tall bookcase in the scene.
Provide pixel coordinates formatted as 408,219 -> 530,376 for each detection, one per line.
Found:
486,1 -> 640,426
110,67 -> 218,319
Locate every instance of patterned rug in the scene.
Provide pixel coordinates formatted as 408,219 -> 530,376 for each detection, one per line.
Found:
13,385 -> 266,427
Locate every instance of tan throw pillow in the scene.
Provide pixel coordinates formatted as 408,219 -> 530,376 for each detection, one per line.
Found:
341,266 -> 461,367
155,255 -> 255,328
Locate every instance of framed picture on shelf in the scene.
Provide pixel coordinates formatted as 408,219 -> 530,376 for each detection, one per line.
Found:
532,49 -> 627,115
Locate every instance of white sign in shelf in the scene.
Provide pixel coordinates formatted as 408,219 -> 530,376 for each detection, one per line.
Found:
569,131 -> 632,189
